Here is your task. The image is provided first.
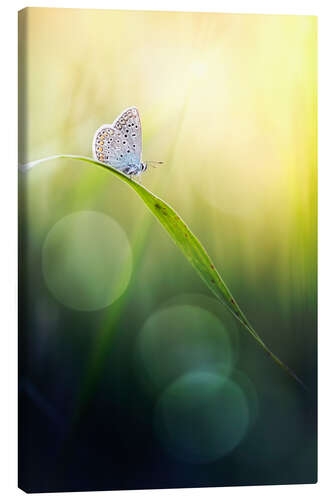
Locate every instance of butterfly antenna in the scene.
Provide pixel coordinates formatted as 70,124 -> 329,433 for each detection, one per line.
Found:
147,160 -> 164,168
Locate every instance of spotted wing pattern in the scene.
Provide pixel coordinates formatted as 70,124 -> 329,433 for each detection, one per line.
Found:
92,107 -> 142,172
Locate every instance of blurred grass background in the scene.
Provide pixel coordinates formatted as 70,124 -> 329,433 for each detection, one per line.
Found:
18,8 -> 317,493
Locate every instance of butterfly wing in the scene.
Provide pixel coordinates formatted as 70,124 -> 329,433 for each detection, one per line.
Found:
92,107 -> 142,170
112,107 -> 142,161
92,125 -> 124,168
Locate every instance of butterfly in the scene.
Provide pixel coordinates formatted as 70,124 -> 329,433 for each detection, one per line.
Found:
92,106 -> 163,176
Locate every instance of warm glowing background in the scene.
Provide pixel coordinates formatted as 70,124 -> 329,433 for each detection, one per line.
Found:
19,8 -> 317,492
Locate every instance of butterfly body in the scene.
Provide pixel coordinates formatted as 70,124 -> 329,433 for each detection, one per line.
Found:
92,107 -> 147,177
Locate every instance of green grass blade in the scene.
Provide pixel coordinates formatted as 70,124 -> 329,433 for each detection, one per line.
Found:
20,154 -> 305,388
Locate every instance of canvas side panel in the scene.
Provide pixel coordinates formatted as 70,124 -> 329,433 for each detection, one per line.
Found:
18,7 -> 30,494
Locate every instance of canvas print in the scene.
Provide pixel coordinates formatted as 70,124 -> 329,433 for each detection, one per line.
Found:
18,8 -> 317,493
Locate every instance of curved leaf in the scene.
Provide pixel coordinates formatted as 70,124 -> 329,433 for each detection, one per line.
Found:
20,155 -> 305,388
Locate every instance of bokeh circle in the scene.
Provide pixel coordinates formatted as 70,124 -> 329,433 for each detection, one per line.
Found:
154,371 -> 249,464
42,211 -> 132,311
137,305 -> 235,392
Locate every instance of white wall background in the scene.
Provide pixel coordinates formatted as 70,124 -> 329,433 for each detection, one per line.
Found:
1,0 -> 332,499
